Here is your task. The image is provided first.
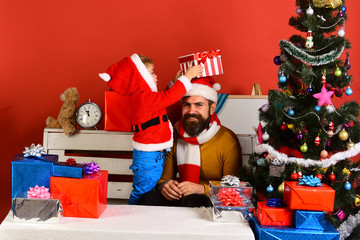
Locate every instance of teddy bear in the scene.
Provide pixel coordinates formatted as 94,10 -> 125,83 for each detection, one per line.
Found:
46,87 -> 80,136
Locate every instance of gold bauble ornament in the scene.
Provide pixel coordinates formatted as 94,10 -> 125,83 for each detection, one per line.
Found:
339,129 -> 349,141
278,182 -> 285,194
355,195 -> 360,207
347,140 -> 355,149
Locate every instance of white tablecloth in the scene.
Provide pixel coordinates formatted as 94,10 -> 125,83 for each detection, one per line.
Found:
0,205 -> 255,240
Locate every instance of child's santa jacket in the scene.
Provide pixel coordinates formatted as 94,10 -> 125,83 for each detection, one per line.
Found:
102,54 -> 192,151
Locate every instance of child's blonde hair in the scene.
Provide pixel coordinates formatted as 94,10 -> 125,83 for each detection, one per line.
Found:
139,55 -> 154,67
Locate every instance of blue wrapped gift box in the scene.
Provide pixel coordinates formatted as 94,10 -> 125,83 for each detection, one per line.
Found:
296,210 -> 325,230
11,154 -> 58,207
53,162 -> 87,179
250,217 -> 339,240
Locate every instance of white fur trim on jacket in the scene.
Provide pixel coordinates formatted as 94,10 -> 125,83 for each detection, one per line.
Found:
130,54 -> 158,92
177,76 -> 192,92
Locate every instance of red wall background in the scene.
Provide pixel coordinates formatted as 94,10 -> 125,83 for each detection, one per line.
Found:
0,0 -> 359,222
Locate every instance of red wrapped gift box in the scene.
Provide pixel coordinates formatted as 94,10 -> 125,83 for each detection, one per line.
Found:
284,181 -> 335,212
179,49 -> 223,78
256,201 -> 294,226
104,91 -> 132,132
50,170 -> 108,218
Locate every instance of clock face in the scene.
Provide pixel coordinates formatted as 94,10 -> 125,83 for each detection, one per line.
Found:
76,101 -> 102,129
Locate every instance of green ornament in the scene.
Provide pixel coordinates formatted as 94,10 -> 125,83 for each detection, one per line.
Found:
335,67 -> 342,77
300,143 -> 308,153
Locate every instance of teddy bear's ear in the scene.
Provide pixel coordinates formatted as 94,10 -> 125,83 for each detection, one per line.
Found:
60,93 -> 66,102
99,73 -> 111,82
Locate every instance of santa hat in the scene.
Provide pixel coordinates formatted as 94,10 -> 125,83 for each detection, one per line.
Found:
99,53 -> 158,93
183,76 -> 221,103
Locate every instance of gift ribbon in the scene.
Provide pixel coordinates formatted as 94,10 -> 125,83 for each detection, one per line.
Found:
23,144 -> 46,158
220,175 -> 240,187
21,143 -> 54,164
266,199 -> 286,208
216,188 -> 244,206
298,175 -> 322,187
83,161 -> 101,174
199,49 -> 220,64
66,158 -> 77,165
27,185 -> 50,199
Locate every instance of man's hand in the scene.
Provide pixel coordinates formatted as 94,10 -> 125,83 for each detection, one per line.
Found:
184,65 -> 203,80
177,181 -> 204,197
160,180 -> 182,201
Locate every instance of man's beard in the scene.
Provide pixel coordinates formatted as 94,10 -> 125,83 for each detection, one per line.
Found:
183,113 -> 211,137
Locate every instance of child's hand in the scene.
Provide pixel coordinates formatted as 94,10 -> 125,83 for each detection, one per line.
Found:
184,65 -> 203,80
173,70 -> 183,83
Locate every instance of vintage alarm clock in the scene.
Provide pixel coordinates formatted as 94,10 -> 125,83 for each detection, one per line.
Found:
75,99 -> 102,129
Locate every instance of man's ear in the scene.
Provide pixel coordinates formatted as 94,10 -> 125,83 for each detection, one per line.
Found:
210,102 -> 217,115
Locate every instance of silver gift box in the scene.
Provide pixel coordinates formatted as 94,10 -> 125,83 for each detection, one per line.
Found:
12,192 -> 63,223
209,181 -> 254,222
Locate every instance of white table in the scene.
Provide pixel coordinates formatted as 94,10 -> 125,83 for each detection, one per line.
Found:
0,205 -> 255,240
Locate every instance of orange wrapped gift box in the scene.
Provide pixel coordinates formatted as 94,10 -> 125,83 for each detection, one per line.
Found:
50,170 -> 108,218
283,181 -> 335,212
256,201 -> 294,226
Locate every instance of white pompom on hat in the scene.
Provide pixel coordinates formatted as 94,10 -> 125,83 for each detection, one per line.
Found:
183,76 -> 221,103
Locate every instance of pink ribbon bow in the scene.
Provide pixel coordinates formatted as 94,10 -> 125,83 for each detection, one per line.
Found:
27,185 -> 50,199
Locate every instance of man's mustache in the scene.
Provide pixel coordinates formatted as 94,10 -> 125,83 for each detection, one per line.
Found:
184,113 -> 202,120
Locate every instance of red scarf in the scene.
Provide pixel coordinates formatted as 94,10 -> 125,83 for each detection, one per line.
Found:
175,114 -> 221,183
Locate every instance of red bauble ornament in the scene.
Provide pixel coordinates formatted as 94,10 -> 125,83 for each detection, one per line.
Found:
328,173 -> 336,181
316,174 -> 323,181
290,172 -> 298,180
281,124 -> 288,131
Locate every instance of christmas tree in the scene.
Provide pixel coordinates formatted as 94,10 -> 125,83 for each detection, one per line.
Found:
244,1 -> 360,239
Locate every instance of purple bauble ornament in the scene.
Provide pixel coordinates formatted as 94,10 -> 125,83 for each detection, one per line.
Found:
296,7 -> 302,14
261,104 -> 269,112
273,55 -> 282,65
297,133 -> 303,140
338,11 -> 344,17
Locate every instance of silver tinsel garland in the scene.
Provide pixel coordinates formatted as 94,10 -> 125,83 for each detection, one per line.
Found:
337,210 -> 360,240
255,142 -> 360,168
279,39 -> 345,66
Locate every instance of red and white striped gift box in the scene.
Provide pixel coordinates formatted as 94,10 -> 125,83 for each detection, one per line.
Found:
178,49 -> 223,78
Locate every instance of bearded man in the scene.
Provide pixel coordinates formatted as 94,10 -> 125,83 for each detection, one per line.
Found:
139,77 -> 242,207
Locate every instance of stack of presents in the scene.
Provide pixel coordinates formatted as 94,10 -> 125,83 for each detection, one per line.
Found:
11,144 -> 108,223
251,177 -> 340,240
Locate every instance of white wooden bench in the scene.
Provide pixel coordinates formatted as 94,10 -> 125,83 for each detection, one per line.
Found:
43,95 -> 268,200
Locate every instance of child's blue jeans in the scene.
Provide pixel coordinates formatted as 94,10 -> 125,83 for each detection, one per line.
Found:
128,149 -> 166,205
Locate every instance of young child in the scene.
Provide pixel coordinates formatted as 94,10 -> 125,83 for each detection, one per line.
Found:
99,53 -> 202,204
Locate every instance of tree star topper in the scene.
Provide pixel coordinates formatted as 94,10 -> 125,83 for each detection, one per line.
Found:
313,85 -> 334,106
